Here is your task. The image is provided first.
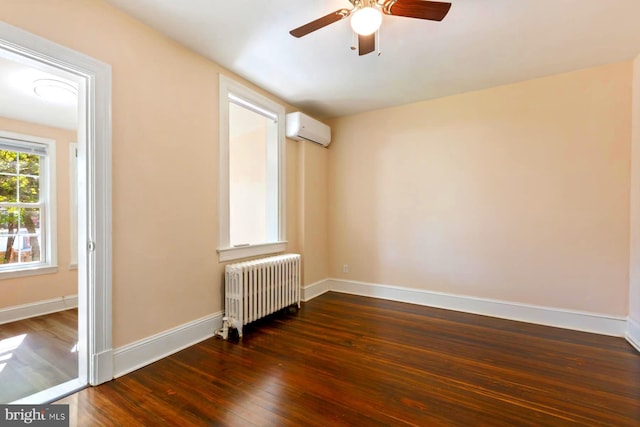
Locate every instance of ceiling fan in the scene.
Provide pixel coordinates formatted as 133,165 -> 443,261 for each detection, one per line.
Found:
289,0 -> 452,56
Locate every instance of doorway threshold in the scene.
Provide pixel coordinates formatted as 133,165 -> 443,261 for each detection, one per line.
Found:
11,378 -> 86,405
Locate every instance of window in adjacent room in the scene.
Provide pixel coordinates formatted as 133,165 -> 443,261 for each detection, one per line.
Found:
0,131 -> 57,277
218,75 -> 286,261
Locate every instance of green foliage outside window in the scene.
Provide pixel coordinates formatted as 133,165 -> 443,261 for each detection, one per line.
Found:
0,149 -> 42,264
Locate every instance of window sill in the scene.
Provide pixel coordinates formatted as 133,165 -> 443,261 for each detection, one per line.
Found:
217,241 -> 287,262
0,265 -> 58,280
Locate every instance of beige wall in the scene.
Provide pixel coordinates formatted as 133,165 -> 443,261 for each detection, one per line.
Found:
630,54 -> 640,323
298,142 -> 329,286
328,62 -> 632,316
0,0 -> 302,348
0,116 -> 77,309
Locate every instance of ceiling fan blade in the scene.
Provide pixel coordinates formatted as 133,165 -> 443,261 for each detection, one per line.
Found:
358,34 -> 375,56
383,0 -> 451,21
290,9 -> 350,38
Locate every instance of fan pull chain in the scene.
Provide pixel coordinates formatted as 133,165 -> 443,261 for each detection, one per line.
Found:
350,30 -> 357,51
376,27 -> 381,56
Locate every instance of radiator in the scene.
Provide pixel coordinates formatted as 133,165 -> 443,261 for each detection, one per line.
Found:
224,253 -> 301,338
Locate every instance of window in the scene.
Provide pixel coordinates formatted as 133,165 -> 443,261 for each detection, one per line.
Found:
0,131 -> 56,277
218,75 -> 286,261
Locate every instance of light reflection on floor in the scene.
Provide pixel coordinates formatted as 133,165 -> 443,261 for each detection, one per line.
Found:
0,333 -> 26,374
0,310 -> 78,403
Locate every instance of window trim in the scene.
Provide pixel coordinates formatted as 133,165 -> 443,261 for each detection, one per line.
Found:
0,130 -> 57,277
69,142 -> 78,269
217,74 -> 286,262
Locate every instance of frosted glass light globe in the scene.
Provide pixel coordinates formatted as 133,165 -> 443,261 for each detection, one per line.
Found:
350,7 -> 382,36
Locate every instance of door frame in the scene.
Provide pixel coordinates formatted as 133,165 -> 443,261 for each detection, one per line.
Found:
0,21 -> 113,391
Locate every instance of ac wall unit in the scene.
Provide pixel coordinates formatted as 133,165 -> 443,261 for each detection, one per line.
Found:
286,112 -> 331,147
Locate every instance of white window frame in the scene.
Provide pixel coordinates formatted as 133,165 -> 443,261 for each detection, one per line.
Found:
218,74 -> 286,262
0,130 -> 57,278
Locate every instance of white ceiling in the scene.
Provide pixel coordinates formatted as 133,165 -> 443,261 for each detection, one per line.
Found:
105,0 -> 640,119
0,56 -> 78,130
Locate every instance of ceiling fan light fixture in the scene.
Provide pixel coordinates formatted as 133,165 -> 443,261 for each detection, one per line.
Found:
350,7 -> 382,36
33,78 -> 78,104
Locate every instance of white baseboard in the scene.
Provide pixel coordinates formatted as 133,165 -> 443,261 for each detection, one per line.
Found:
0,295 -> 78,325
113,311 -> 224,378
626,318 -> 640,352
110,281 -> 633,380
305,279 -> 627,337
92,349 -> 114,385
302,279 -> 331,302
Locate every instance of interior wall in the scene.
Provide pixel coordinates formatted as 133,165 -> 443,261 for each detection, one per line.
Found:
0,116 -> 77,310
630,53 -> 640,327
328,62 -> 632,316
0,0 -> 303,348
298,142 -> 329,286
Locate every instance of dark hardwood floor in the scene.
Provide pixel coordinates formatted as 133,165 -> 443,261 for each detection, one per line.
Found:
59,293 -> 639,426
0,309 -> 78,403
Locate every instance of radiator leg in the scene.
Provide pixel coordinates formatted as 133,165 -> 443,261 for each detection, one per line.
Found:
238,325 -> 243,339
216,317 -> 230,340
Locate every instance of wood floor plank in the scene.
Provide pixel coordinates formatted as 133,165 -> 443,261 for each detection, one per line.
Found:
0,309 -> 78,403
57,293 -> 640,426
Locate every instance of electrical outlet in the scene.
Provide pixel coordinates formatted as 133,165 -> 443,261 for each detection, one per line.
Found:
343,264 -> 349,274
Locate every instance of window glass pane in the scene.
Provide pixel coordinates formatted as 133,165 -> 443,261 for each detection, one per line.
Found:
229,102 -> 273,246
0,150 -> 17,174
0,174 -> 17,202
20,207 -> 42,263
0,207 -> 42,264
0,207 -> 19,264
19,176 -> 39,202
19,153 -> 40,176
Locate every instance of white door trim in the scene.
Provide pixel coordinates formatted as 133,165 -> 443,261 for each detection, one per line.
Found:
0,21 -> 113,389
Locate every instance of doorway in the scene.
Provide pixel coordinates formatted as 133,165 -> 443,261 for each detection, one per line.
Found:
0,21 -> 112,402
0,55 -> 79,402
